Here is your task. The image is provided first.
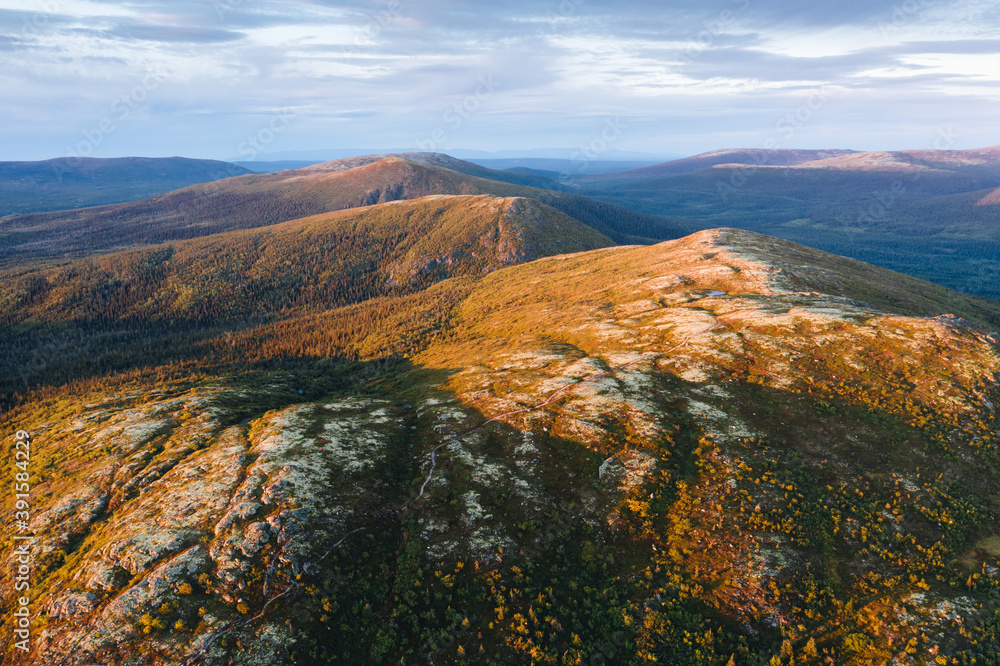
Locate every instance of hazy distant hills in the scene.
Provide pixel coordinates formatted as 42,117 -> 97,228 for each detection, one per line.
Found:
467,157 -> 665,175
0,154 -> 691,265
238,157 -> 668,177
3,223 -> 1000,664
234,160 -> 320,173
574,146 -> 1000,301
579,146 -> 1000,187
0,157 -> 251,217
576,148 -> 858,183
785,145 -> 1000,175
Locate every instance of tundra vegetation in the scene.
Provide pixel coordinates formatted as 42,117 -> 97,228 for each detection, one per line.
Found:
1,199 -> 999,666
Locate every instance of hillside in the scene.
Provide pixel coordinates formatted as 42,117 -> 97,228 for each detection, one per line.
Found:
576,149 -> 858,184
0,155 -> 690,266
0,194 -> 612,396
2,228 -> 1000,665
300,152 -> 562,189
574,146 -> 1000,301
0,157 -> 252,217
579,146 -> 1000,187
468,157 -> 664,176
979,188 -> 1000,206
788,146 -> 1000,176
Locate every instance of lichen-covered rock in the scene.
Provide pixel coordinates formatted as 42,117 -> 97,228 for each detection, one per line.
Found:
2,229 -> 999,665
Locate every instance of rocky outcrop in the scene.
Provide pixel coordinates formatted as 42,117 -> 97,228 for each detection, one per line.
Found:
3,229 -> 999,664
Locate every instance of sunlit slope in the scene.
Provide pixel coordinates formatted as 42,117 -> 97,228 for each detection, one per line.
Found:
2,229 -> 999,665
0,194 -> 613,395
0,156 -> 689,265
0,194 -> 612,324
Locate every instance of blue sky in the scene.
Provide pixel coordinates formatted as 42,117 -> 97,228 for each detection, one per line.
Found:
1,0 -> 999,161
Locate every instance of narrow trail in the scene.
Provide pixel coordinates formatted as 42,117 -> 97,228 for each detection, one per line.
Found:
183,314 -> 725,664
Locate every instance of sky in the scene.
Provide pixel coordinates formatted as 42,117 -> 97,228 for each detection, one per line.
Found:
1,0 -> 999,161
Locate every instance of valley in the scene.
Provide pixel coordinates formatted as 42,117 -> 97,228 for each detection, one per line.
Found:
7,2 -> 999,663
2,205 -> 999,663
0,158 -> 252,218
0,148 -> 999,665
0,155 -> 688,267
573,147 -> 1000,301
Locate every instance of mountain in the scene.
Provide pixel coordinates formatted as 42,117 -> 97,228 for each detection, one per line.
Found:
784,146 -> 1000,176
299,152 -> 562,189
0,194 -> 612,396
0,194 -> 611,326
254,148 -> 683,162
466,158 -> 666,176
0,157 -> 252,217
0,155 -> 691,266
2,226 -> 1000,665
572,146 -> 1000,302
233,161 -> 321,173
576,149 -> 858,184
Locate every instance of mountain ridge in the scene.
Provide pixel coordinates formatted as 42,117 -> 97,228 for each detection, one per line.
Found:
576,148 -> 859,183
567,146 -> 1000,301
0,157 -> 251,218
0,194 -> 613,397
0,156 -> 691,266
2,226 -> 999,664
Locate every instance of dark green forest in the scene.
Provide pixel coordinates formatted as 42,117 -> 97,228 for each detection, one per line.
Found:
579,167 -> 1000,301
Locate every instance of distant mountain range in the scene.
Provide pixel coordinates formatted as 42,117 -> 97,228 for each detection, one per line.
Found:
573,146 -> 1000,301
0,157 -> 251,217
575,148 -> 859,183
3,145 -> 1000,303
241,147 -> 683,163
0,153 -> 691,266
236,158 -> 667,177
3,212 -> 999,663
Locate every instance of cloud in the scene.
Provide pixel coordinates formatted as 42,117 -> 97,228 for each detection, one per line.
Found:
0,0 -> 998,160
101,21 -> 245,43
890,38 -> 1000,55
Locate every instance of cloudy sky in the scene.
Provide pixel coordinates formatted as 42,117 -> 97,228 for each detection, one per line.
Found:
1,0 -> 999,161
